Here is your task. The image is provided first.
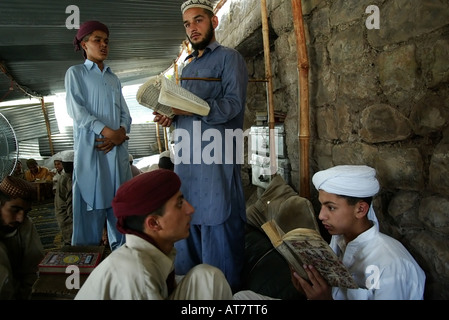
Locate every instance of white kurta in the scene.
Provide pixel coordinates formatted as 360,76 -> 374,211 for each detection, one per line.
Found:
233,224 -> 426,301
330,225 -> 426,300
75,234 -> 232,300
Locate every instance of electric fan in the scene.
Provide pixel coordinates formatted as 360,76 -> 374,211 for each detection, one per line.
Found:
0,112 -> 19,181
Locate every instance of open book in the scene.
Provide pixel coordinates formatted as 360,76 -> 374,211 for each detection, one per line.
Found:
136,75 -> 210,119
261,219 -> 358,289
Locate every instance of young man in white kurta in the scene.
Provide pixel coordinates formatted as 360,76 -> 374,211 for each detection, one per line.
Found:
297,165 -> 425,300
234,165 -> 426,300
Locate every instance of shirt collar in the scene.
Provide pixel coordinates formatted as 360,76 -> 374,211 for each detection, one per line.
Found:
336,223 -> 379,255
84,59 -> 110,73
185,41 -> 220,61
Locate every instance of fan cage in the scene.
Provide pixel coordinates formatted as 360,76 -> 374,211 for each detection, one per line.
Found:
0,112 -> 19,179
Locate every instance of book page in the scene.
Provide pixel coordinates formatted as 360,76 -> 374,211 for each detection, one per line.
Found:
283,230 -> 358,289
159,77 -> 210,116
136,76 -> 175,118
262,220 -> 358,289
262,220 -> 308,279
276,242 -> 308,280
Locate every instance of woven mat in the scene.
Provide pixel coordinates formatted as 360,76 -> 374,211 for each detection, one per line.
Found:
28,199 -> 63,252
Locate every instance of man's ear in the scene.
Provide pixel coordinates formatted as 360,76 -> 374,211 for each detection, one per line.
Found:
355,201 -> 370,218
81,41 -> 88,51
212,15 -> 219,29
145,215 -> 160,231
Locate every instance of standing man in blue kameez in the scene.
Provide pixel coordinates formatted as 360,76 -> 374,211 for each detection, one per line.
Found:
65,21 -> 132,251
153,0 -> 248,292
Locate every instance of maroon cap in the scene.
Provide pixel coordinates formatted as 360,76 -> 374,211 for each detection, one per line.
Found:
73,20 -> 109,58
112,169 -> 181,234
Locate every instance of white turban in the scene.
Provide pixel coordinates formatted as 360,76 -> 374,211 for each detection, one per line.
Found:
312,165 -> 380,227
61,150 -> 74,162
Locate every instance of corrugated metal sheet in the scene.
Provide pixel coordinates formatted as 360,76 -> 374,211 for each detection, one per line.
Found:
0,0 -> 221,102
0,99 -> 167,161
38,123 -> 166,159
0,103 -> 58,141
0,103 -> 60,161
0,0 -> 222,161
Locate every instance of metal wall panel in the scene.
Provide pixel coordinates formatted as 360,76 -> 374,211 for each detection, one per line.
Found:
38,123 -> 166,159
0,103 -> 59,142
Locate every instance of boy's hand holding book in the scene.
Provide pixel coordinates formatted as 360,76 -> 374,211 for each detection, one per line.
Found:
291,264 -> 333,300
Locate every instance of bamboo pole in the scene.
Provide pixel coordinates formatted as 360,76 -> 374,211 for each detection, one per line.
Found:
180,77 -> 267,83
155,122 -> 162,153
291,0 -> 310,198
163,126 -> 168,151
40,98 -> 55,155
260,0 -> 277,176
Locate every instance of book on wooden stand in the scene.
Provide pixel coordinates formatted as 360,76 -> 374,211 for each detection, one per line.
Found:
38,245 -> 105,275
136,75 -> 210,118
261,219 -> 358,289
32,246 -> 106,300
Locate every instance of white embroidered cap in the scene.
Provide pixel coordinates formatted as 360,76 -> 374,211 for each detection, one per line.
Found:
181,0 -> 214,14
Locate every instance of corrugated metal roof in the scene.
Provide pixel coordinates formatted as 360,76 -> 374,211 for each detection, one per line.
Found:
0,0 -> 221,162
0,0 -> 221,102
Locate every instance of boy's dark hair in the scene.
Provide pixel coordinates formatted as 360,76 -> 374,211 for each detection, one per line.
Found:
124,206 -> 164,233
61,162 -> 74,174
158,157 -> 174,171
337,194 -> 373,207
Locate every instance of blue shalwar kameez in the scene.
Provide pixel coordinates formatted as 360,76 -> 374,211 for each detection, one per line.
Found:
65,59 -> 132,251
173,41 -> 248,291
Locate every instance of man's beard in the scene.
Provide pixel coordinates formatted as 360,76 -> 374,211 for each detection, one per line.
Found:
0,223 -> 18,235
188,21 -> 214,51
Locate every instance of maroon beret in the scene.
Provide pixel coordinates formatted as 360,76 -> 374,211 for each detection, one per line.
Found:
73,20 -> 109,57
112,169 -> 181,233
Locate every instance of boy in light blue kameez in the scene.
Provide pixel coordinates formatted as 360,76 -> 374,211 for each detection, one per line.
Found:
65,21 -> 132,251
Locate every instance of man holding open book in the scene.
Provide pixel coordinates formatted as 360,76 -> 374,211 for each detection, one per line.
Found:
153,0 -> 248,292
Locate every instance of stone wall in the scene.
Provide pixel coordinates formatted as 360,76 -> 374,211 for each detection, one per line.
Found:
215,0 -> 449,299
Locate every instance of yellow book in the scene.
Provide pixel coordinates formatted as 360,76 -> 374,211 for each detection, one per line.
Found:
261,219 -> 358,289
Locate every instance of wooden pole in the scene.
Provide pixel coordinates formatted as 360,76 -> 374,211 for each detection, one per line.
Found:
155,122 -> 162,153
291,0 -> 310,198
40,97 -> 55,155
163,127 -> 168,151
260,0 -> 277,176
